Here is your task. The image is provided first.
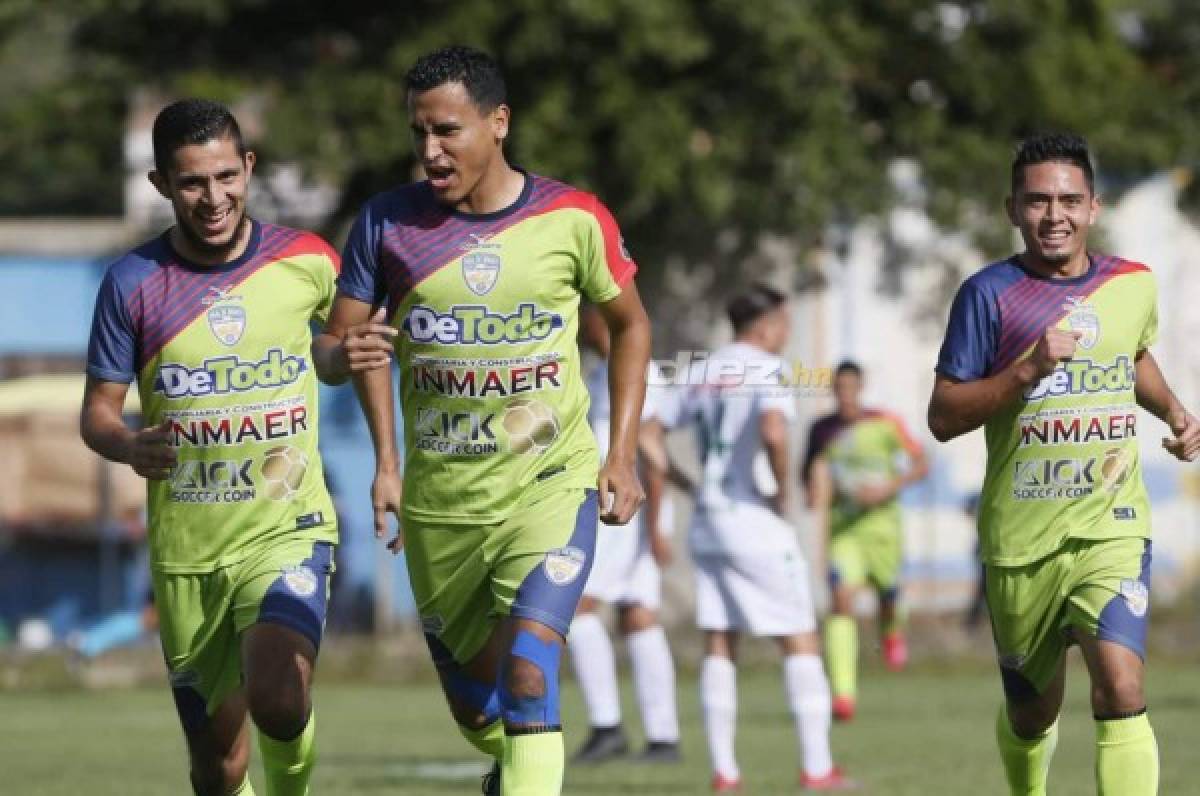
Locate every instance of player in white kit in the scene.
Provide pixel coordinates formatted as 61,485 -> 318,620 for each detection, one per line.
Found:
659,284 -> 854,792
568,304 -> 682,763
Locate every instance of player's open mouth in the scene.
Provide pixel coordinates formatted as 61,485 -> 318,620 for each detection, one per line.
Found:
198,207 -> 233,234
1039,230 -> 1070,248
426,166 -> 456,190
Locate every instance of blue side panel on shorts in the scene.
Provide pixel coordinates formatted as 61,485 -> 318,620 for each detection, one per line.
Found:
1096,540 -> 1152,660
170,682 -> 210,733
510,490 -> 598,637
256,542 -> 333,649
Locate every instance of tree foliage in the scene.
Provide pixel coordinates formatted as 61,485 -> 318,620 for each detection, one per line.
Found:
2,1 -> 1197,288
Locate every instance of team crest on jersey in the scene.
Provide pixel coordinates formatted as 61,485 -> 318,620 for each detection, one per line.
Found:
1063,296 -> 1100,350
462,252 -> 502,295
207,304 -> 247,346
1120,578 -> 1149,618
543,546 -> 587,586
281,565 -> 319,598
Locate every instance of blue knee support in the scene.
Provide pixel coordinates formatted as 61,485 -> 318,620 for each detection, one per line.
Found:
499,630 -> 561,727
425,633 -> 500,723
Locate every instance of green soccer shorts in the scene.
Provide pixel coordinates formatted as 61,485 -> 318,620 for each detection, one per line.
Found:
828,521 -> 903,595
985,535 -> 1151,701
405,487 -> 598,666
153,537 -> 334,730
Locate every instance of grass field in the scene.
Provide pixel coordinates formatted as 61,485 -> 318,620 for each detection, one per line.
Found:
5,656 -> 1198,794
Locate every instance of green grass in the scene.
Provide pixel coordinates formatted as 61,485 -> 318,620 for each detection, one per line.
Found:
4,656 -> 1198,794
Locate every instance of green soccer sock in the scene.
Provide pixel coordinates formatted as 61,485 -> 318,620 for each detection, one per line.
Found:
461,718 -> 505,760
995,707 -> 1057,796
501,729 -> 563,796
258,712 -> 316,796
1095,713 -> 1158,796
824,616 -> 858,699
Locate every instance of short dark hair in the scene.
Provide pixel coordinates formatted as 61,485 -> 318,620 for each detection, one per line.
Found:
727,283 -> 786,334
834,360 -> 863,379
1011,132 -> 1095,195
405,46 -> 506,112
152,99 -> 245,175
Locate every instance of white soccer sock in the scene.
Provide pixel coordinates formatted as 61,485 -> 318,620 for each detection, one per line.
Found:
784,653 -> 834,778
701,655 -> 739,780
568,612 -> 621,728
626,625 -> 680,743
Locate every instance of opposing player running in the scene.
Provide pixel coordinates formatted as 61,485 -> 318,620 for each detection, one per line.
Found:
316,47 -> 652,796
568,304 -> 680,764
82,99 -> 340,795
802,361 -> 928,720
660,284 -> 854,792
929,132 -> 1200,795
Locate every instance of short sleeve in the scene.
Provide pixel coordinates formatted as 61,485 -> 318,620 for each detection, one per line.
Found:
578,195 -> 637,305
86,269 -> 137,384
885,412 -> 923,457
312,236 -> 341,324
935,278 -> 998,381
1138,278 -> 1158,351
337,199 -> 386,306
759,359 -> 797,421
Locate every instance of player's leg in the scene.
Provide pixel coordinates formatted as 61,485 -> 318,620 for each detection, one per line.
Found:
701,629 -> 741,792
824,534 -> 863,720
491,487 -> 599,795
235,540 -> 335,796
870,527 -> 907,671
567,596 -> 627,762
986,557 -> 1068,796
176,688 -> 255,795
616,537 -> 680,761
1067,538 -> 1156,795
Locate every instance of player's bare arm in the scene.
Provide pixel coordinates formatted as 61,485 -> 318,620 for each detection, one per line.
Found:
760,407 -> 792,516
928,326 -> 1081,441
1133,349 -> 1200,462
312,302 -> 397,385
323,294 -> 404,546
80,376 -> 176,480
595,282 -> 652,525
638,417 -> 672,565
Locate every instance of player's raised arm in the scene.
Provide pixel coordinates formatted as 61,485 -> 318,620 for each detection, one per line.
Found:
1133,349 -> 1200,462
596,282 -> 652,525
928,326 -> 1080,442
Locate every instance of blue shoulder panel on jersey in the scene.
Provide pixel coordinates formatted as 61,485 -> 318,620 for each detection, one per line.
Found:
86,238 -> 169,383
935,257 -> 1023,382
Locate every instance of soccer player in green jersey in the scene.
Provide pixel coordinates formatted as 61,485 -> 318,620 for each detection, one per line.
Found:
82,100 -> 347,795
802,361 -> 928,721
929,132 -> 1200,795
315,47 -> 652,796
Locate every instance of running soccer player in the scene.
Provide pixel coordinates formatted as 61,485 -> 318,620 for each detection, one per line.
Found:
567,304 -> 680,764
801,361 -> 928,721
928,132 -> 1200,796
81,99 -> 342,796
659,284 -> 853,792
317,47 -> 652,796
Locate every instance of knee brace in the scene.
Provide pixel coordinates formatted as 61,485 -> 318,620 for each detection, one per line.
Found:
425,633 -> 500,723
499,630 -> 561,728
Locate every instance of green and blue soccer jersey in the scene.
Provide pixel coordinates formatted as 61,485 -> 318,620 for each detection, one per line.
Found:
87,221 -> 339,573
803,410 -> 922,537
936,254 -> 1157,567
338,173 -> 637,525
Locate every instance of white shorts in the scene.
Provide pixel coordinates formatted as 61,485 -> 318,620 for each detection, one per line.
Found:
581,501 -> 670,609
690,504 -> 816,636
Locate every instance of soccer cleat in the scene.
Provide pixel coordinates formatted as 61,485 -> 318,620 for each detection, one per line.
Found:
801,766 -> 859,790
711,773 -> 742,792
832,695 -> 856,722
571,725 -> 629,763
636,740 -> 681,763
883,632 -> 908,671
481,761 -> 500,795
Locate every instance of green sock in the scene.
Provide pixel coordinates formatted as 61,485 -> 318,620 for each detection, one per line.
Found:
501,730 -> 563,796
1096,713 -> 1158,796
824,616 -> 858,699
258,712 -> 317,796
461,718 -> 504,760
231,775 -> 257,795
995,707 -> 1057,796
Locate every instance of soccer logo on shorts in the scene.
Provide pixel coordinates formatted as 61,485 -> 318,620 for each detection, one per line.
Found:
1120,578 -> 1149,618
282,565 -> 319,598
543,546 -> 587,586
260,445 -> 308,501
502,399 -> 560,454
